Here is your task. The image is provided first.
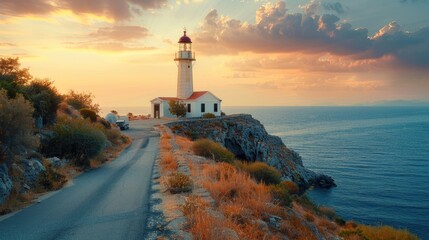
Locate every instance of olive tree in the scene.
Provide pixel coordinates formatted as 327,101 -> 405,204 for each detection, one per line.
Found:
169,100 -> 186,118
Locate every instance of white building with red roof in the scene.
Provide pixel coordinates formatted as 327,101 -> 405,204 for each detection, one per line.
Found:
150,31 -> 222,118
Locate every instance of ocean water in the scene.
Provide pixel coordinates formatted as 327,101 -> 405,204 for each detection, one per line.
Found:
224,106 -> 429,239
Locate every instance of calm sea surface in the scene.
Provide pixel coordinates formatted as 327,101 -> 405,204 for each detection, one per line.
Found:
102,105 -> 429,238
225,106 -> 429,239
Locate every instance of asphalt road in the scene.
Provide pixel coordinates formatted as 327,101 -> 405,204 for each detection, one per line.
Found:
0,119 -> 170,240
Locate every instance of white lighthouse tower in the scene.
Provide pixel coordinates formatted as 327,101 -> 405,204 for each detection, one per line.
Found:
175,30 -> 195,99
150,30 -> 222,118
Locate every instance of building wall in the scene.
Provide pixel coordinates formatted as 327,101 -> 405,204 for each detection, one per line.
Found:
185,94 -> 221,118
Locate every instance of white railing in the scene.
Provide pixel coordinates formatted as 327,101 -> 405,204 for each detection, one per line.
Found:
175,51 -> 195,60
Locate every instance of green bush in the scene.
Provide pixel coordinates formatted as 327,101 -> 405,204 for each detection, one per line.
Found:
42,117 -> 107,166
269,184 -> 292,206
0,90 -> 38,162
192,139 -> 235,164
237,161 -> 281,185
24,79 -> 63,125
167,172 -> 193,194
202,113 -> 216,118
80,108 -> 97,122
65,90 -> 100,113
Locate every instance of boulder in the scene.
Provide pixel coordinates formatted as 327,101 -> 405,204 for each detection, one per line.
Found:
22,159 -> 46,187
0,164 -> 13,204
47,157 -> 64,168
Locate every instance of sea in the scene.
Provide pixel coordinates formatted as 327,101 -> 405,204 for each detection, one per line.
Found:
101,106 -> 429,238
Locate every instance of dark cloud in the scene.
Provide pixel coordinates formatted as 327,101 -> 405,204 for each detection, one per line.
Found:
89,25 -> 150,41
0,0 -> 54,15
195,1 -> 429,68
0,0 -> 168,20
323,2 -> 345,14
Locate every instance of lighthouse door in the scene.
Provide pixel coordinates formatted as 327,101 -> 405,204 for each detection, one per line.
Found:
154,104 -> 160,119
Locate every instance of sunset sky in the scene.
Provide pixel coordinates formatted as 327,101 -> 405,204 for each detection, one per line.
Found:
1,0 -> 428,108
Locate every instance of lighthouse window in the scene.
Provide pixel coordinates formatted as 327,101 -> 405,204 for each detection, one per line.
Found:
201,103 -> 205,113
214,103 -> 218,112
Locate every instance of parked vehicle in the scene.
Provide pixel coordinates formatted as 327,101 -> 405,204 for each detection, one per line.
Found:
116,117 -> 129,130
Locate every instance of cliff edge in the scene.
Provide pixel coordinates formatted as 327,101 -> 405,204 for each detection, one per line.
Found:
166,114 -> 335,189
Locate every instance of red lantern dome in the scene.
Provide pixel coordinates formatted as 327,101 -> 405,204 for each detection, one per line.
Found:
178,31 -> 192,43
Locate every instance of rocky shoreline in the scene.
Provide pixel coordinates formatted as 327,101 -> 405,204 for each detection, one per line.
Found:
165,114 -> 336,190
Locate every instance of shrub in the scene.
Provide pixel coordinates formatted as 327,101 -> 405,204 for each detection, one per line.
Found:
237,161 -> 282,185
281,180 -> 300,195
269,183 -> 292,206
42,117 -> 107,166
65,90 -> 100,113
0,90 -> 38,162
38,167 -> 67,191
80,108 -> 97,122
24,79 -> 63,125
192,139 -> 235,164
202,113 -> 216,118
167,172 -> 193,194
357,225 -> 419,240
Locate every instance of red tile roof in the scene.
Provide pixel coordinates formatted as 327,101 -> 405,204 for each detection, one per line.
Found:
156,91 -> 209,102
187,91 -> 208,100
159,97 -> 179,101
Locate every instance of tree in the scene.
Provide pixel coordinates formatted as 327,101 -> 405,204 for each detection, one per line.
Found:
169,100 -> 186,118
65,90 -> 100,113
24,79 -> 63,125
0,57 -> 32,98
0,90 -> 38,163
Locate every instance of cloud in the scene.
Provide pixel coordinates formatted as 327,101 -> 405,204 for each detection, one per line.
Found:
65,41 -> 156,52
0,0 -> 168,20
194,1 -> 429,68
89,25 -> 150,41
0,0 -> 54,15
322,2 -> 345,14
0,42 -> 16,47
66,25 -> 153,52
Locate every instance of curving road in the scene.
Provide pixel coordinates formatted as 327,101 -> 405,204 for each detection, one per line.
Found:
0,119 -> 170,240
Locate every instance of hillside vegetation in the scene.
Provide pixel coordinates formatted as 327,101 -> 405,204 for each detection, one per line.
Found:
158,125 -> 419,240
0,57 -> 130,214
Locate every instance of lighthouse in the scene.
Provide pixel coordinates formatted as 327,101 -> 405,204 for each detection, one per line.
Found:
150,30 -> 222,118
175,31 -> 195,99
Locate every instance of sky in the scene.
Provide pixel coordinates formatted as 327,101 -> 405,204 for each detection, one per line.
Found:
1,0 -> 428,108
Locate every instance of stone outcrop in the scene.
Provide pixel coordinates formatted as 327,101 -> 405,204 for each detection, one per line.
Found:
0,164 -> 13,204
166,114 -> 336,189
22,159 -> 46,187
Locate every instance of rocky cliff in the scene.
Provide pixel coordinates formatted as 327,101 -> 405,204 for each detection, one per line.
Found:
166,114 -> 335,189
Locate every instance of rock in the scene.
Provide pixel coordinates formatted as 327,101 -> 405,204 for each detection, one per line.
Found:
22,159 -> 46,187
312,174 -> 337,188
214,227 -> 240,240
253,219 -> 269,232
0,164 -> 13,204
268,215 -> 282,230
166,114 -> 335,190
47,157 -> 63,168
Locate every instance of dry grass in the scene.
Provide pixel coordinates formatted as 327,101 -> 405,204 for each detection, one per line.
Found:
161,152 -> 178,171
339,225 -> 419,240
175,135 -> 193,152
